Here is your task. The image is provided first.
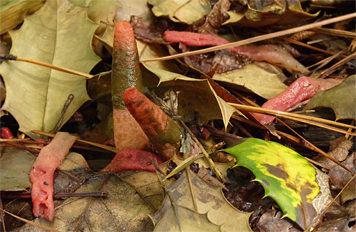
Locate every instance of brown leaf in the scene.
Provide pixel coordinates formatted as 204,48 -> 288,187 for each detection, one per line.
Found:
198,0 -> 231,35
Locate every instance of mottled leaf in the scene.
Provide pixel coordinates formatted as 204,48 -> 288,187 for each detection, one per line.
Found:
304,75 -> 356,120
212,63 -> 288,100
0,0 -> 100,139
148,0 -> 211,24
151,170 -> 252,232
223,138 -> 320,230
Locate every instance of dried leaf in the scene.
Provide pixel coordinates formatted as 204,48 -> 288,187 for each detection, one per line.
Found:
0,0 -> 44,34
151,170 -> 252,232
20,173 -> 156,231
305,75 -> 356,120
137,41 -> 240,128
212,63 -> 288,100
148,0 -> 210,24
224,1 -> 319,27
0,146 -> 35,191
0,0 -> 100,139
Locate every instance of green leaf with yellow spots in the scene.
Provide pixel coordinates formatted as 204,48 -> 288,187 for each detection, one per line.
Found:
223,138 -> 320,230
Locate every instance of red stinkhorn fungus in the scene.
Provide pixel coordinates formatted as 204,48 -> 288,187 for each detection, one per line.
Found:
30,132 -> 77,221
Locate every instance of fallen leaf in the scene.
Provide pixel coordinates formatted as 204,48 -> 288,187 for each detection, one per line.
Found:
328,152 -> 355,190
137,41 -> 240,128
148,0 -> 211,24
0,146 -> 35,191
256,211 -> 301,232
151,170 -> 252,232
198,0 -> 230,35
223,138 -> 320,230
224,1 -> 319,27
304,75 -> 356,120
19,173 -> 156,231
0,0 -> 100,139
212,63 -> 288,100
152,200 -> 221,232
0,0 -> 44,34
117,170 -> 167,211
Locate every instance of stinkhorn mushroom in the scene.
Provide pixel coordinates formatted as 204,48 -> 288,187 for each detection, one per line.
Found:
111,21 -> 149,151
253,76 -> 344,124
30,132 -> 77,221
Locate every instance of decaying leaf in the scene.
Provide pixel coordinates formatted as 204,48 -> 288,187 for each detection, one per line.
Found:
151,170 -> 252,232
198,0 -> 230,35
305,75 -> 356,120
152,200 -> 221,232
0,146 -> 35,191
20,172 -> 156,231
117,170 -> 167,211
148,0 -> 211,24
212,63 -> 288,100
224,1 -> 319,27
137,41 -> 240,128
0,0 -> 100,139
223,138 -> 320,230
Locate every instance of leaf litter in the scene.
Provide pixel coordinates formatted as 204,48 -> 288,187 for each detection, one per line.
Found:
1,0 -> 356,231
